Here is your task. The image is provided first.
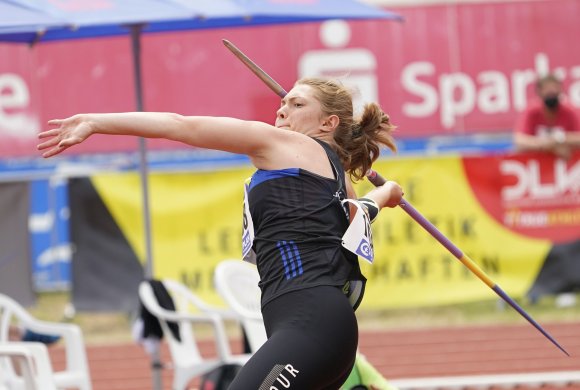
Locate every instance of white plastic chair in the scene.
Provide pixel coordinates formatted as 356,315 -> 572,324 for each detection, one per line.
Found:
0,293 -> 91,390
214,260 -> 267,353
138,279 -> 250,390
0,342 -> 57,390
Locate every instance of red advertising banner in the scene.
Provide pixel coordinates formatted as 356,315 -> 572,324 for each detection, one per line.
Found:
1,0 -> 579,157
464,152 -> 580,243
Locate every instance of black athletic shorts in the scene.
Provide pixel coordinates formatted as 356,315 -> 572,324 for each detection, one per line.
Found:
228,285 -> 358,390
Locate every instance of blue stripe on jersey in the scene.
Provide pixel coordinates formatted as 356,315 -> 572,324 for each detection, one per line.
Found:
290,241 -> 304,275
282,241 -> 296,277
249,168 -> 300,191
276,241 -> 291,280
276,240 -> 304,280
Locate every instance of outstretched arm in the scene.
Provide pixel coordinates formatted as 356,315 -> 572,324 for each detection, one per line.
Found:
37,112 -> 278,159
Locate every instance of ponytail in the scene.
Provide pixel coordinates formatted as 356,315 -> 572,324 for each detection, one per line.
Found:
295,78 -> 397,181
334,103 -> 396,181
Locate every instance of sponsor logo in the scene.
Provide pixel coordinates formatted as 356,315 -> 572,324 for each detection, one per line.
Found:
0,73 -> 38,137
500,158 -> 580,204
260,364 -> 300,390
356,238 -> 373,261
401,53 -> 580,129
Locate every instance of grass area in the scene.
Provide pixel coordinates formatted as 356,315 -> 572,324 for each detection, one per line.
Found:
25,291 -> 580,345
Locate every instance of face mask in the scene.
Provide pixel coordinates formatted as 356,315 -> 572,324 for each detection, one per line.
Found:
543,95 -> 560,110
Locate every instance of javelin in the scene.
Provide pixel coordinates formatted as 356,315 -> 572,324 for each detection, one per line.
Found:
222,38 -> 569,356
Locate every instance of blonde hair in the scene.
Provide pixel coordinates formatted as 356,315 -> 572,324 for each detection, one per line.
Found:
296,78 -> 397,181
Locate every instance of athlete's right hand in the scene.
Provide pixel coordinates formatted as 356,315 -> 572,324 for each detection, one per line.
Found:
37,115 -> 93,158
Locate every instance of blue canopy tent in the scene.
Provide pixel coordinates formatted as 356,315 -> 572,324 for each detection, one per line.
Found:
0,0 -> 402,41
0,1 -> 62,33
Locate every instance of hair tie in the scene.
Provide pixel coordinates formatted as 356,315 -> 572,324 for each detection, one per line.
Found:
351,124 -> 363,139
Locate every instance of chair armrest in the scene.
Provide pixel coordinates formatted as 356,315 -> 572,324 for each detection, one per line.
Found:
18,319 -> 75,339
204,307 -> 239,321
144,304 -> 221,324
150,306 -> 234,360
0,342 -> 57,390
8,318 -> 89,379
161,279 -> 238,320
29,323 -> 89,382
229,307 -> 263,321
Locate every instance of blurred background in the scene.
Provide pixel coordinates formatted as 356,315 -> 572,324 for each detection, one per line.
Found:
0,0 -> 579,388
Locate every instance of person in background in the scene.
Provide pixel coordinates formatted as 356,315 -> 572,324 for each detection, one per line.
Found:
514,73 -> 580,310
38,77 -> 403,389
514,73 -> 580,160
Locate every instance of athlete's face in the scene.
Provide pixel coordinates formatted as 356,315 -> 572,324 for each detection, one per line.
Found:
275,85 -> 328,136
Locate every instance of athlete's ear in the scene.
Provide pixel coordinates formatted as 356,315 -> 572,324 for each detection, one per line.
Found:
320,114 -> 340,133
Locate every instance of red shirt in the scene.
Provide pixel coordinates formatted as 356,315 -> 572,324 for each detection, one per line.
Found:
516,101 -> 580,137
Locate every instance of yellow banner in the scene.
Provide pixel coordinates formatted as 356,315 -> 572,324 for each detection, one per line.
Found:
92,168 -> 253,306
357,156 -> 550,308
92,155 -> 551,309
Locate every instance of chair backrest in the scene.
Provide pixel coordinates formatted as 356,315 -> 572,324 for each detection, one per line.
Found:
0,294 -> 34,343
138,280 -> 203,364
0,293 -> 92,390
139,279 -> 239,360
0,342 -> 57,390
214,260 -> 267,353
139,279 -> 248,390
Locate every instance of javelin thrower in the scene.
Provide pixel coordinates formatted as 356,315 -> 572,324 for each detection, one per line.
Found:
222,39 -> 569,357
38,46 -> 407,387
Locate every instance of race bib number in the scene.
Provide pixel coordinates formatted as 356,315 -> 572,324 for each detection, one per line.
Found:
341,199 -> 374,264
242,180 -> 257,264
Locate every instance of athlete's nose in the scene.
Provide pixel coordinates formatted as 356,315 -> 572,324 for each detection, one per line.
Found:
276,107 -> 287,119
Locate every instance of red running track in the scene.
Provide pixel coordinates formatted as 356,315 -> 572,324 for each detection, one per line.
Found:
47,321 -> 580,389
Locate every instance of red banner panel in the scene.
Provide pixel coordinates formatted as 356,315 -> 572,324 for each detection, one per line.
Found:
1,0 -> 579,157
463,152 -> 580,243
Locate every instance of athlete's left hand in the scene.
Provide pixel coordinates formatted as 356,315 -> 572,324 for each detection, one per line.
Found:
364,180 -> 404,209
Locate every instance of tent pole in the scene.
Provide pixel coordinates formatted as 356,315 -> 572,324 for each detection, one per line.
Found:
130,24 -> 162,390
130,24 -> 154,280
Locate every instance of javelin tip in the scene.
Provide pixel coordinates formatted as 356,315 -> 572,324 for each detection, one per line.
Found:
493,285 -> 569,356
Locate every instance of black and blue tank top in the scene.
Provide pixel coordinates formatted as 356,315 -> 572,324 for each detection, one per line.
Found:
246,139 -> 366,309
